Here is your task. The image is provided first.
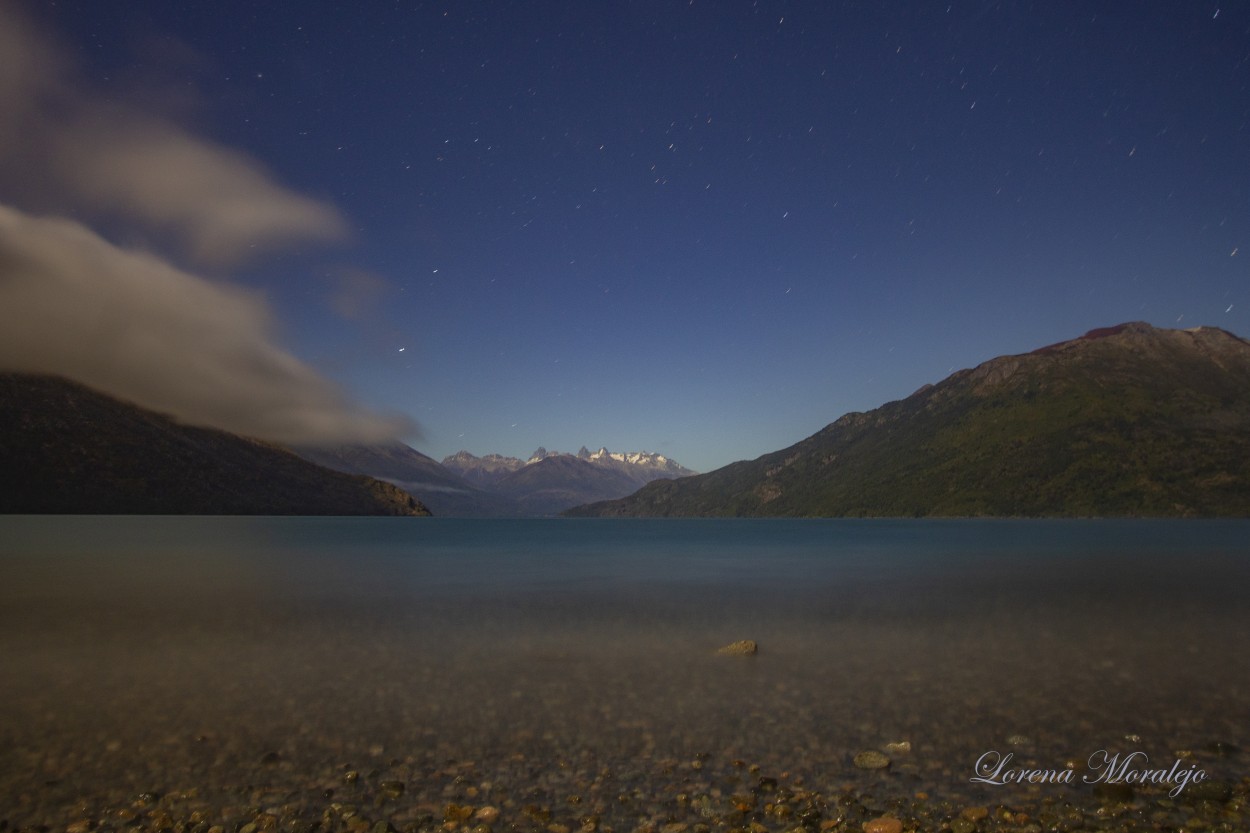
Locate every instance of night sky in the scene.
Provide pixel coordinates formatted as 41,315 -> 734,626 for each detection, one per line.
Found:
1,1 -> 1247,473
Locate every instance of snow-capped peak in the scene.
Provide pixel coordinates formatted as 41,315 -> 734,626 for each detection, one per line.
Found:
452,445 -> 693,476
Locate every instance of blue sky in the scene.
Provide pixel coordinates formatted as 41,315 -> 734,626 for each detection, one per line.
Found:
2,1 -> 1247,472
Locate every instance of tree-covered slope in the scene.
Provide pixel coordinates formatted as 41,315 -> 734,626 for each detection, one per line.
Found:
568,323 -> 1250,518
0,374 -> 431,516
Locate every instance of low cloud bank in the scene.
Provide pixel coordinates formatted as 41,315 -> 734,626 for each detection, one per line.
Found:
0,206 -> 413,444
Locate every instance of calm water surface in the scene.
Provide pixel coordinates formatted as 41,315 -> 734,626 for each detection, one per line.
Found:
1,517 -> 1247,825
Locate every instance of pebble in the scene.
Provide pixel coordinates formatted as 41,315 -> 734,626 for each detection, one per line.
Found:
715,640 -> 758,656
852,751 -> 891,770
862,816 -> 902,833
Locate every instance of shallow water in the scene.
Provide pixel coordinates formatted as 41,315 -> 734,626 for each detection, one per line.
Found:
2,517 -> 1248,829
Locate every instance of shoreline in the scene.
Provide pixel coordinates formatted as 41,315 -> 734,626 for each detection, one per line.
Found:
5,745 -> 1244,833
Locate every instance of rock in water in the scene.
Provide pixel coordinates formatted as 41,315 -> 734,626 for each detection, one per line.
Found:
715,639 -> 758,656
853,750 -> 891,770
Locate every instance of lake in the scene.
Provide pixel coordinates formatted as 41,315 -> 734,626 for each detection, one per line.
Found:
2,517 -> 1247,832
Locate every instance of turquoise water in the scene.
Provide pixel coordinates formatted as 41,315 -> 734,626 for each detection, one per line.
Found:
2,517 -> 1248,824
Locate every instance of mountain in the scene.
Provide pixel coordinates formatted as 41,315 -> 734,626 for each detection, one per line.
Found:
441,445 -> 697,515
440,450 -> 527,488
573,445 -> 697,489
288,443 -> 695,517
0,373 -> 430,516
491,454 -> 648,516
567,323 -> 1250,518
293,443 -> 522,517
444,446 -> 694,485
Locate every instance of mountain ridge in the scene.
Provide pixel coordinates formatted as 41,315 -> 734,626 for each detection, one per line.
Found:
0,373 -> 431,516
439,445 -> 696,515
292,442 -> 522,517
566,322 -> 1250,518
444,445 -> 694,483
290,444 -> 695,517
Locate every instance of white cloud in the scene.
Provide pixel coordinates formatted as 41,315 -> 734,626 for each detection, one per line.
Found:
0,2 -> 414,446
50,105 -> 349,267
0,3 -> 348,267
0,204 -> 413,444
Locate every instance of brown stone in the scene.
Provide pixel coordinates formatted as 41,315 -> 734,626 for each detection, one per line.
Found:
852,750 -> 891,770
473,807 -> 500,824
862,817 -> 902,833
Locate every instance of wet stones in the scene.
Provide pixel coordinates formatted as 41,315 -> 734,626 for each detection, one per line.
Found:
444,803 -> 475,823
473,806 -> 501,824
959,806 -> 988,822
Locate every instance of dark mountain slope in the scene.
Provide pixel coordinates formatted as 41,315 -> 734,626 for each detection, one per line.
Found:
568,323 -> 1250,518
0,373 -> 430,515
294,442 -> 522,517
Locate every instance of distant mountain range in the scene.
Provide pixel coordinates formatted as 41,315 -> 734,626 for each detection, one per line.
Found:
0,374 -> 430,516
438,447 -> 697,516
0,370 -> 696,517
567,323 -> 1250,518
298,445 -> 697,517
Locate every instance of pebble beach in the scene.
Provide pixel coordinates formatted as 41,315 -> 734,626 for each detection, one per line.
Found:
2,518 -> 1247,833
